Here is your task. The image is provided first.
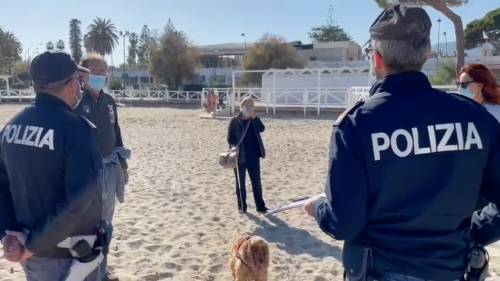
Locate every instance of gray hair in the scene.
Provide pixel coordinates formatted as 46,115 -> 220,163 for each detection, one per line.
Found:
80,53 -> 107,68
372,37 -> 431,73
240,96 -> 254,108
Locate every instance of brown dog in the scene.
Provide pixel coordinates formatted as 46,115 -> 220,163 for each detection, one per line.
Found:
229,233 -> 270,281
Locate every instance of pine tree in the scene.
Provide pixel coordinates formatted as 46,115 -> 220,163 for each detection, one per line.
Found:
69,19 -> 83,63
56,39 -> 65,51
309,5 -> 352,42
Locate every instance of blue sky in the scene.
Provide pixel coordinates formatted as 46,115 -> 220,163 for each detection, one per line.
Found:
1,0 -> 499,66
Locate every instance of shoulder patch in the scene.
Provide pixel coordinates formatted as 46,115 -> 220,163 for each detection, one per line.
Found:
79,115 -> 97,130
333,100 -> 365,127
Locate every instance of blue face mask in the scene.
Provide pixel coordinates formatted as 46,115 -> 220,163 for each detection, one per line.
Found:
459,87 -> 475,99
88,74 -> 106,91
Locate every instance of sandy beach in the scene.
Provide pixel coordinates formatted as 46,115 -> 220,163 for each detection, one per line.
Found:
1,105 -> 500,281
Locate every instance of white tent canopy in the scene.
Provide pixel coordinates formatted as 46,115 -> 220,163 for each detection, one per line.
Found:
232,67 -> 371,90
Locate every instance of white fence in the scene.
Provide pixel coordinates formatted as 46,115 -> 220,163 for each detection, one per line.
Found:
200,88 -> 232,117
201,88 -> 232,109
0,86 -> 459,117
0,90 -> 36,101
0,89 -> 203,103
345,85 -> 459,109
108,90 -> 201,103
232,88 -> 348,116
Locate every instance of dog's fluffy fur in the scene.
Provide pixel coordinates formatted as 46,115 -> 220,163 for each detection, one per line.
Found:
229,232 -> 270,281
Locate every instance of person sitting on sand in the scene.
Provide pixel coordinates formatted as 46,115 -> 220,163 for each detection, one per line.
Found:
227,97 -> 268,214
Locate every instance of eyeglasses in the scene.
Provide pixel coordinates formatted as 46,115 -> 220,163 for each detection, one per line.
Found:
456,81 -> 475,89
363,41 -> 374,58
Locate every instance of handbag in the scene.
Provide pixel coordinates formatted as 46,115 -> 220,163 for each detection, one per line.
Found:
219,119 -> 251,169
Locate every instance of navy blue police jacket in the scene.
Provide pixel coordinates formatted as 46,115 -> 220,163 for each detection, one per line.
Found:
314,72 -> 500,280
0,93 -> 103,258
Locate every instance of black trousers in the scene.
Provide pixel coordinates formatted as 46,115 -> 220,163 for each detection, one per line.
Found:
234,158 -> 266,211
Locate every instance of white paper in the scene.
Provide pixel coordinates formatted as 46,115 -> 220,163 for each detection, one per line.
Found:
267,193 -> 326,215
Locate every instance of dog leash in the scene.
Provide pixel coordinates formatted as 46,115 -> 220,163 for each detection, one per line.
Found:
235,236 -> 252,268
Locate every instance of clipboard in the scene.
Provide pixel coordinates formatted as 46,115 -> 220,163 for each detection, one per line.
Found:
267,193 -> 326,215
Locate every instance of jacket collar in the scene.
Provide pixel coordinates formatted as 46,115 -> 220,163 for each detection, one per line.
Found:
369,71 -> 432,96
35,93 -> 72,111
83,89 -> 105,103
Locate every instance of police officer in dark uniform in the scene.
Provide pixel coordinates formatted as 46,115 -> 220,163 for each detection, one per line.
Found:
74,53 -> 130,281
305,6 -> 500,281
0,51 -> 103,280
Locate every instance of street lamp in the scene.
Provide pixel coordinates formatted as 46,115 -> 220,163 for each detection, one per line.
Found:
119,30 -> 130,87
25,43 -> 44,63
241,33 -> 247,52
213,49 -> 219,87
436,19 -> 442,72
443,32 -> 448,57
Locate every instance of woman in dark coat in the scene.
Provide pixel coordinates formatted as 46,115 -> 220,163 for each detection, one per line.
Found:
227,97 -> 268,214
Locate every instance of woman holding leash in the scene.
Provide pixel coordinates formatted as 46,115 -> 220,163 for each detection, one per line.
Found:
227,97 -> 268,214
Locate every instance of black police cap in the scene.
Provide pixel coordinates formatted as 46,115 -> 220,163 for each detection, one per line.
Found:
370,5 -> 432,40
30,51 -> 89,86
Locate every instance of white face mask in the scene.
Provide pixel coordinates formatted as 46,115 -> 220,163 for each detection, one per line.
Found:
368,53 -> 378,85
72,89 -> 83,110
67,79 -> 83,110
88,74 -> 107,92
242,106 -> 252,117
459,87 -> 475,100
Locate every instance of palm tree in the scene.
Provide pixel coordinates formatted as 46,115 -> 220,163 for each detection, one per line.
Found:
84,17 -> 119,56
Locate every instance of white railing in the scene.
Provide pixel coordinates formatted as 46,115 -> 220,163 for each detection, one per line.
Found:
107,90 -> 201,103
0,85 -> 460,117
0,90 -> 36,101
346,87 -> 370,109
200,88 -> 232,116
345,85 -> 458,109
232,88 -> 349,116
0,89 -> 203,103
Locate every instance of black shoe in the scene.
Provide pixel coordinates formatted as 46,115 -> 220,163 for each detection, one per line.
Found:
238,209 -> 247,214
257,207 -> 269,214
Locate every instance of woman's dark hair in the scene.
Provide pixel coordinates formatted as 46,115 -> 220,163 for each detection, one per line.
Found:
459,64 -> 500,105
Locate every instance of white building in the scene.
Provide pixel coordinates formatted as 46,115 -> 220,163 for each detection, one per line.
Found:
196,41 -> 362,87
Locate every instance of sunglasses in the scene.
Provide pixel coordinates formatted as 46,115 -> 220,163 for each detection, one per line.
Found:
456,81 -> 475,89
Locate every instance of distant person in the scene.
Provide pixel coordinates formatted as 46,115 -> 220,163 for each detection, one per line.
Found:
304,6 -> 500,281
0,51 -> 103,280
458,64 -> 500,122
227,97 -> 268,214
74,53 -> 131,281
